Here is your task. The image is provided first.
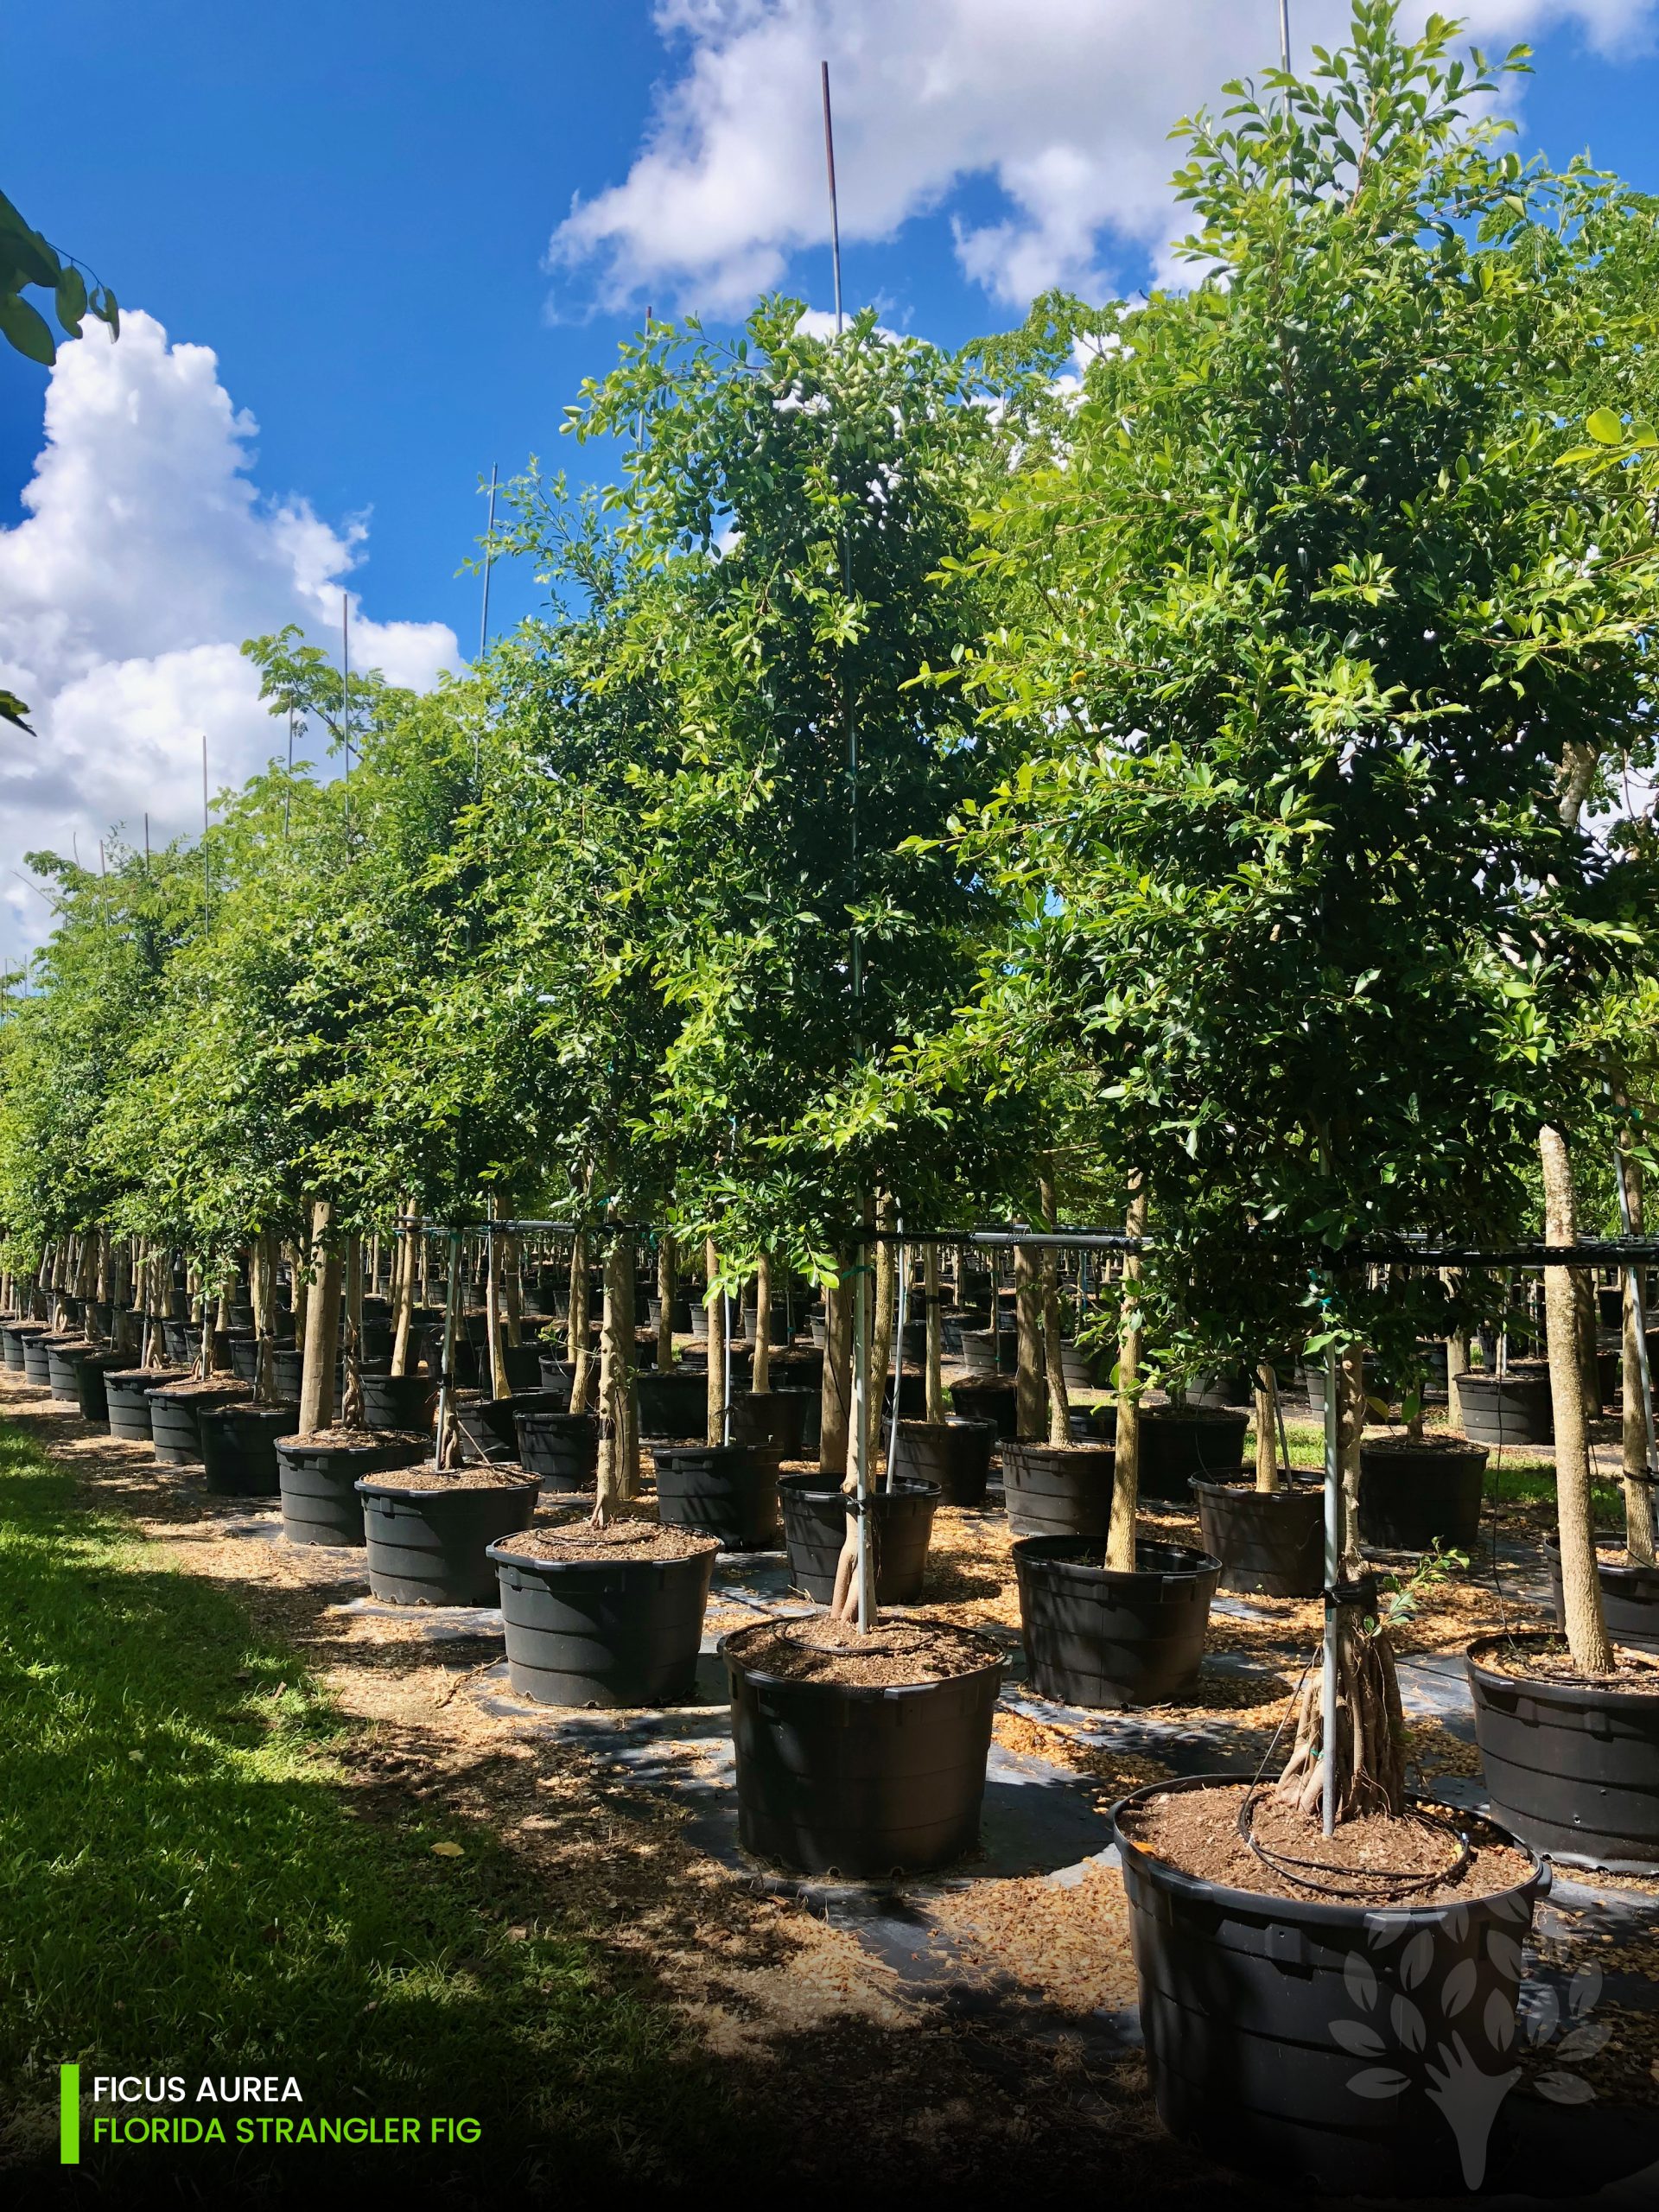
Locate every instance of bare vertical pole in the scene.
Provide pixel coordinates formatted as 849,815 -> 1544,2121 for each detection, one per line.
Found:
1613,1128 -> 1658,1483
143,812 -> 150,874
285,708 -> 295,837
887,1222 -> 908,1487
853,1240 -> 874,1627
1321,1340 -> 1340,1837
1278,0 -> 1291,72
341,591 -> 351,829
820,60 -> 859,1001
201,735 -> 210,928
478,462 -> 499,661
820,61 -> 844,334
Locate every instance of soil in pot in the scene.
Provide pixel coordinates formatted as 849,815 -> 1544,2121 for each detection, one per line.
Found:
652,1443 -> 780,1551
721,1616 -> 1004,1878
514,1408 -> 601,1491
1357,1435 -> 1489,1554
1192,1478 -> 1325,1598
779,1473 -> 940,1605
1468,1630 -> 1659,1872
487,1522 -> 719,1707
356,1463 -> 538,1605
103,1368 -> 190,1442
1113,1774 -> 1546,2196
148,1378 -> 252,1466
891,1418 -> 995,1507
275,1429 -> 429,1548
199,1402 -> 301,1497
1138,1406 -> 1249,1502
1544,1537 -> 1659,1654
946,1376 -> 1018,1440
1001,1440 -> 1116,1541
1014,1536 -> 1219,1706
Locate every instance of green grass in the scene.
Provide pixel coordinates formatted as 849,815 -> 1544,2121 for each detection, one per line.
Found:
0,1421 -> 735,2192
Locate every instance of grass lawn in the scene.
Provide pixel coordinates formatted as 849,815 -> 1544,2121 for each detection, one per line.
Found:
0,1420 -> 735,2196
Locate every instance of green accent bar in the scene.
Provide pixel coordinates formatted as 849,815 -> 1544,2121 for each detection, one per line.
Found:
60,2064 -> 79,2164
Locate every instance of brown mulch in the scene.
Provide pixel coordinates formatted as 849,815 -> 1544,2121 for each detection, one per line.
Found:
276,1426 -> 428,1449
360,1462 -> 537,1491
1478,1635 -> 1659,1687
149,1376 -> 252,1400
725,1615 -> 999,1687
497,1524 -> 717,1564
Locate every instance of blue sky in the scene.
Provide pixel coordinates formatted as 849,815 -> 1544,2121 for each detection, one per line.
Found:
3,0 -> 1659,945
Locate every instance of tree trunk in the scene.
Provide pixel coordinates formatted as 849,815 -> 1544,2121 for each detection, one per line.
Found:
1014,1236 -> 1044,1442
1446,1310 -> 1469,1435
503,1232 -> 523,1346
1573,1265 -> 1602,1420
1039,1166 -> 1070,1446
1339,1344 -> 1365,1577
287,1239 -> 308,1357
656,1233 -> 677,1371
924,1243 -> 944,1424
752,1252 -> 773,1395
1618,1147 -> 1656,1567
569,1233 -> 592,1412
1541,1124 -> 1614,1674
594,1230 -> 638,1523
820,1271 -> 852,1477
864,1198 -> 896,1467
1106,1179 -> 1147,1573
340,1233 -> 365,1428
705,1240 -> 728,1446
298,1201 -> 340,1438
1254,1364 -> 1280,1492
486,1198 -> 510,1401
391,1204 -> 416,1377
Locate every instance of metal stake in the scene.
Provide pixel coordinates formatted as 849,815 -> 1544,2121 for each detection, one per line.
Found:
1279,0 -> 1292,73
1321,1340 -> 1340,1837
852,1245 -> 874,1628
887,1223 -> 908,1488
478,462 -> 499,661
1613,1128 -> 1658,1485
820,60 -> 844,334
341,592 -> 351,829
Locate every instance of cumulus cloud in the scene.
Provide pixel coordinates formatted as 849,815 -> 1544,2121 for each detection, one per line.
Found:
0,312 -> 456,950
550,0 -> 1656,316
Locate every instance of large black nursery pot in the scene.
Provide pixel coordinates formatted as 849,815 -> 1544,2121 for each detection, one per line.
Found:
721,1618 -> 1004,1878
652,1443 -> 780,1550
199,1402 -> 301,1497
514,1408 -> 600,1491
227,1332 -> 295,1388
104,1367 -> 189,1441
486,1533 -> 719,1707
149,1382 -> 251,1466
946,1375 -> 1018,1440
778,1472 -> 940,1605
1001,1440 -> 1116,1541
1114,1772 -> 1548,2196
1014,1537 -> 1219,1707
356,1467 -> 538,1605
728,1388 -> 811,1456
958,1325 -> 1016,1376
0,1319 -> 49,1372
1468,1631 -> 1659,1872
1456,1365 -> 1553,1446
536,1353 -> 576,1402
1193,1479 -> 1324,1599
1545,1535 -> 1659,1654
45,1337 -> 99,1402
22,1332 -> 60,1389
891,1418 -> 995,1507
635,1367 -> 707,1438
276,1432 -> 429,1548
1138,1406 -> 1249,1503
1357,1436 -> 1488,1554
359,1370 -> 436,1433
74,1349 -> 132,1429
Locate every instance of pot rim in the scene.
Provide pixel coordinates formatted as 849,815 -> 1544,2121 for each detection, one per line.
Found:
1012,1534 -> 1222,1585
486,1533 -> 718,1575
1467,1629 -> 1659,1706
778,1471 -> 941,1502
718,1617 -> 1005,1704
355,1470 -> 539,1501
1191,1475 -> 1323,1502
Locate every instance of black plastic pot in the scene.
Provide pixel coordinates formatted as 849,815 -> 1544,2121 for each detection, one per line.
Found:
1357,1438 -> 1489,1553
487,1535 -> 717,1706
536,1354 -> 576,1403
273,1348 -> 345,1402
1114,1771 -> 1548,2194
44,1337 -> 97,1401
357,1471 -> 537,1605
228,1333 -> 295,1386
635,1368 -> 707,1438
22,1333 -> 57,1388
1139,1407 -> 1249,1503
958,1326 -> 1016,1376
1456,1366 -> 1553,1446
778,1473 -> 941,1605
1469,1631 -> 1659,1872
103,1368 -> 188,1441
721,1618 -> 1004,1877
946,1376 -> 1017,1439
515,1409 -> 600,1491
149,1382 -> 251,1465
1545,1535 -> 1659,1654
652,1443 -> 779,1550
1192,1479 -> 1325,1597
0,1319 -> 48,1372
771,1387 -> 822,1455
728,1389 -> 810,1455
1001,1441 -> 1116,1541
1187,1367 -> 1251,1409
359,1370 -> 436,1433
74,1350 -> 131,1428
199,1402 -> 300,1497
276,1433 -> 428,1548
891,1418 -> 995,1507
1014,1537 -> 1219,1707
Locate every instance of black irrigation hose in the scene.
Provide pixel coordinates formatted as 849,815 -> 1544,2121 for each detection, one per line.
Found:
1236,1786 -> 1472,1902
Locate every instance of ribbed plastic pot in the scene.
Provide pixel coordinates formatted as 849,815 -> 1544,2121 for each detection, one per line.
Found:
728,1389 -> 810,1455
1456,1368 -> 1553,1446
1187,1368 -> 1251,1409
1,1320 -> 48,1371
487,1536 -> 718,1705
1357,1438 -> 1489,1553
74,1350 -> 131,1428
535,1355 -> 576,1403
199,1402 -> 300,1497
721,1618 -> 1004,1877
273,1348 -> 345,1402
161,1319 -> 194,1365
635,1368 -> 708,1438
276,1433 -> 428,1548
228,1335 -> 295,1387
22,1334 -> 56,1388
1468,1632 -> 1659,1872
360,1370 -> 436,1433
1192,1480 -> 1325,1598
515,1409 -> 600,1491
1014,1537 -> 1218,1707
355,1471 -> 538,1605
1114,1771 -> 1548,2194
946,1377 -> 1018,1440
1059,1340 -> 1104,1393
493,1343 -> 543,1393
1139,1408 -> 1249,1503
149,1383 -> 251,1466
778,1473 -> 941,1604
652,1443 -> 780,1550
771,1387 -> 822,1454
1545,1535 -> 1659,1653
959,1327 -> 1016,1376
1001,1441 -> 1116,1541
45,1338 -> 98,1402
104,1368 -> 188,1441
891,1418 -> 995,1507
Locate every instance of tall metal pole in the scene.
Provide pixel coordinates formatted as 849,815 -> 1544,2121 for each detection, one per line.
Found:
820,60 -> 859,1001
340,592 -> 351,830
1613,1122 -> 1658,1484
201,735 -> 211,929
852,1239 -> 874,1626
820,60 -> 844,335
1321,1340 -> 1340,1837
887,1223 -> 908,1488
478,463 -> 499,660
285,707 -> 295,836
1279,0 -> 1292,73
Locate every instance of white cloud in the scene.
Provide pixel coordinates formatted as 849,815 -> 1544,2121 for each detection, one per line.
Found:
0,311 -> 456,950
549,0 -> 1656,316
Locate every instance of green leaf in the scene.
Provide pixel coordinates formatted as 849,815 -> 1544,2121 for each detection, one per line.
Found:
1586,408 -> 1625,446
0,290 -> 56,365
54,265 -> 86,338
0,687 -> 33,734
